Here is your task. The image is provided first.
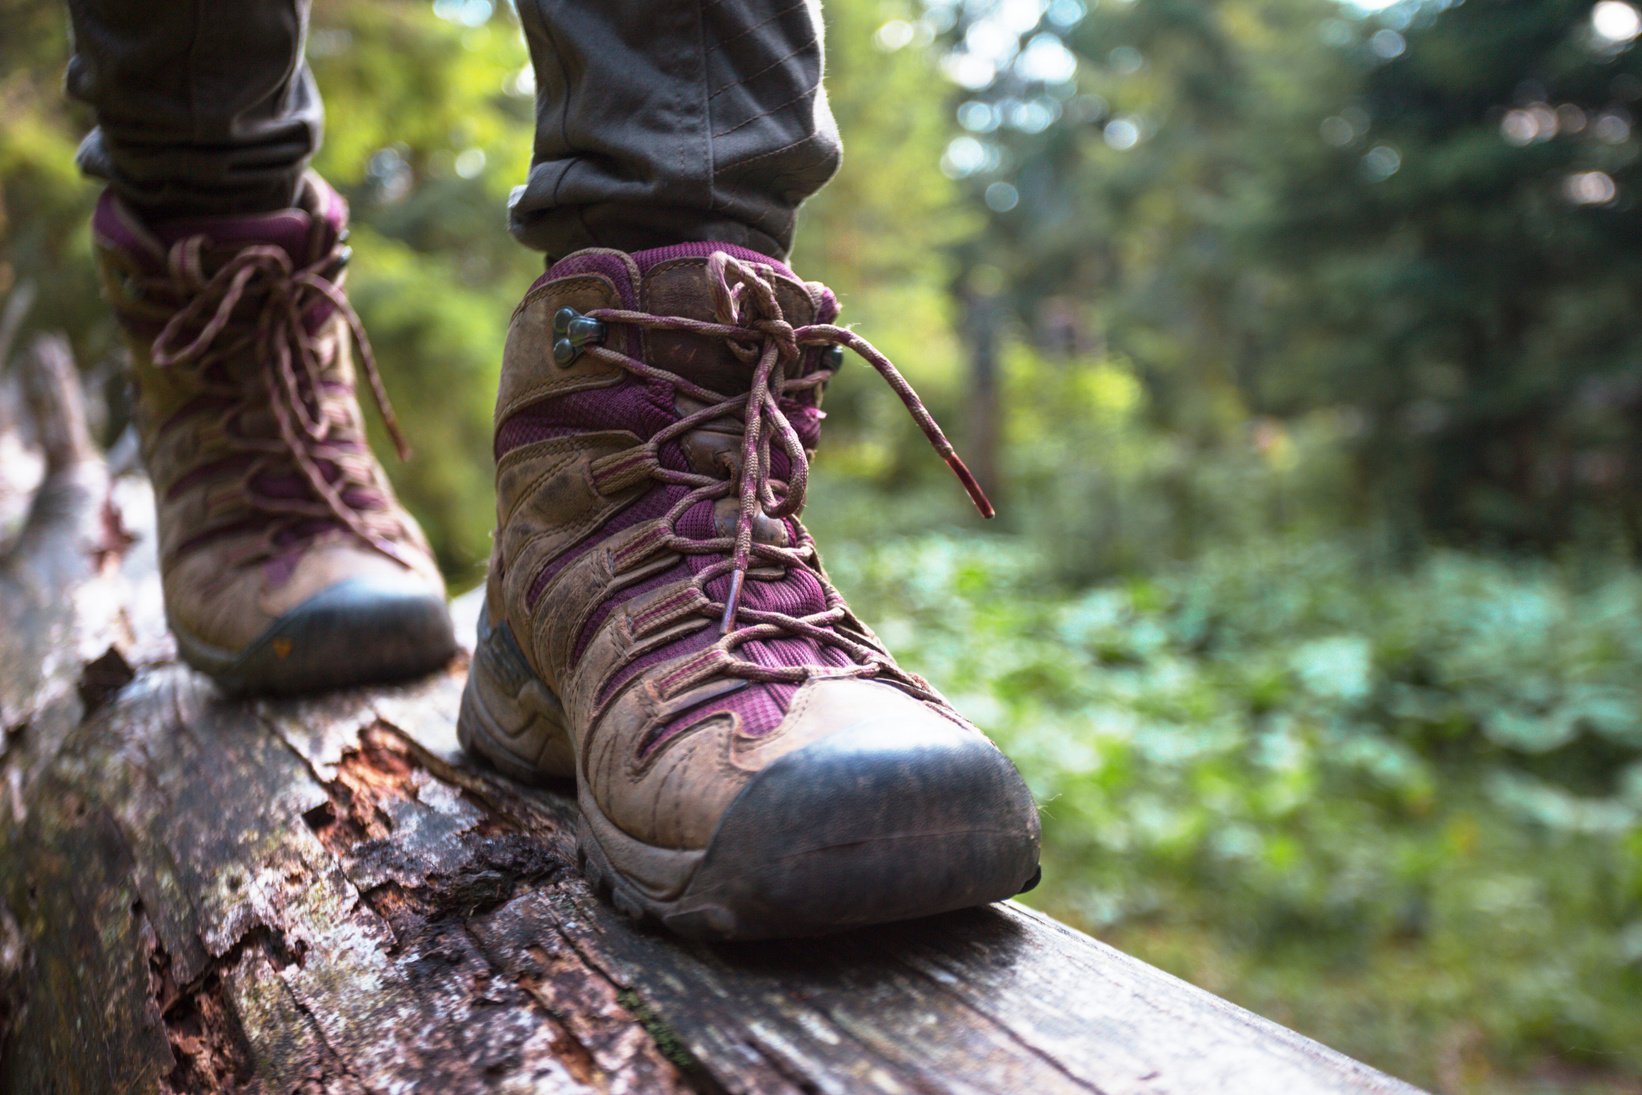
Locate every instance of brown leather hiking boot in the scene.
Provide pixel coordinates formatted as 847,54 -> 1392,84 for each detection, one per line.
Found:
93,173 -> 455,694
459,243 -> 1040,939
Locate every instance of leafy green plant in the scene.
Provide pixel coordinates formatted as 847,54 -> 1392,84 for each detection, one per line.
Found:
816,525 -> 1642,1092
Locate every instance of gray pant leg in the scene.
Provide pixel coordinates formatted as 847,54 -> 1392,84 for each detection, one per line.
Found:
510,0 -> 842,261
65,0 -> 320,219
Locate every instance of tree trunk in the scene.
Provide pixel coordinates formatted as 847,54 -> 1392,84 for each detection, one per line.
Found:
962,289 -> 1003,507
0,341 -> 1424,1094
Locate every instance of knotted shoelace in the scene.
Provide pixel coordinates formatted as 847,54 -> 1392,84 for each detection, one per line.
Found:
144,236 -> 411,566
580,251 -> 993,697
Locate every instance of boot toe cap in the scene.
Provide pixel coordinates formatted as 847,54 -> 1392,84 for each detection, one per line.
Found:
176,573 -> 457,695
666,699 -> 1042,939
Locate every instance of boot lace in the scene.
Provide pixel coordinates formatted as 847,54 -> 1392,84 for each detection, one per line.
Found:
580,251 -> 993,699
144,235 -> 412,566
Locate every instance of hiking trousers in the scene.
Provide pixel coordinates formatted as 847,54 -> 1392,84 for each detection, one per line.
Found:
63,0 -> 842,260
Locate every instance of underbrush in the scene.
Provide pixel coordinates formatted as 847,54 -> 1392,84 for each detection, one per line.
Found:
815,524 -> 1642,1094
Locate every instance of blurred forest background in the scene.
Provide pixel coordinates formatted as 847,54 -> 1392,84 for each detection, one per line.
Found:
4,0 -> 1642,1090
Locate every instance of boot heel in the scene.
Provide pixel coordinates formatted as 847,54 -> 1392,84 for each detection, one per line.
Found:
458,605 -> 576,782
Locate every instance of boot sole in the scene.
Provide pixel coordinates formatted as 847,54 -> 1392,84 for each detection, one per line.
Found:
173,578 -> 458,696
458,607 -> 1042,941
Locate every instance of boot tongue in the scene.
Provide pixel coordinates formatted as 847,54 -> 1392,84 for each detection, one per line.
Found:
627,243 -> 820,396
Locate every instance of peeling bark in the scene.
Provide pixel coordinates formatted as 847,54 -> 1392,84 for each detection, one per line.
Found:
0,343 -> 1425,1094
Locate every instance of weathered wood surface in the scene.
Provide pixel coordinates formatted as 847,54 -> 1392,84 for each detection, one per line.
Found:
0,350 -> 1426,1094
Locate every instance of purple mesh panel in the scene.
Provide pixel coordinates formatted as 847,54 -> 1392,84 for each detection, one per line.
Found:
252,460 -> 343,498
166,453 -> 255,502
491,421 -> 580,454
620,491 -> 855,751
747,636 -> 853,672
264,551 -> 302,589
569,559 -> 693,664
742,567 -> 829,616
172,516 -> 271,561
645,686 -> 791,756
495,377 -> 675,460
630,242 -> 795,280
657,438 -> 691,475
252,471 -> 314,499
673,498 -> 714,540
597,626 -> 719,708
273,517 -> 341,545
596,496 -> 865,748
529,250 -> 641,306
524,484 -> 687,609
676,502 -> 826,618
642,632 -> 856,754
340,488 -> 387,510
787,405 -> 823,450
148,175 -> 339,263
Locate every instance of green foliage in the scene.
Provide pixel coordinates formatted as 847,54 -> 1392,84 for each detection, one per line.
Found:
305,1 -> 538,579
0,2 -> 112,374
1260,0 -> 1642,545
343,224 -> 506,581
819,527 -> 1642,1092
949,0 -> 1642,547
792,0 -> 981,478
998,342 -> 1361,579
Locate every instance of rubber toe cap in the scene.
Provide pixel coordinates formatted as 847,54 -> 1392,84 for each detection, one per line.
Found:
669,707 -> 1042,939
185,574 -> 457,696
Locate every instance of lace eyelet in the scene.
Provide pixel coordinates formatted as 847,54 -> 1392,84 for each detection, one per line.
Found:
552,306 -> 606,366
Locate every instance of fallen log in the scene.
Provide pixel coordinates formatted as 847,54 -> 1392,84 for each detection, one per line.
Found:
0,344 -> 1425,1094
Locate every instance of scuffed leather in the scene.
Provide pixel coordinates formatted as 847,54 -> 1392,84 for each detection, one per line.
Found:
98,189 -> 445,656
487,255 -> 1001,851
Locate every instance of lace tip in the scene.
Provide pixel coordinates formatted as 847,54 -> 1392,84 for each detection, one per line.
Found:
719,569 -> 746,636
944,452 -> 996,519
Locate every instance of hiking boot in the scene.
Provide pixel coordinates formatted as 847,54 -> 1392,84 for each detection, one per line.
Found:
93,173 -> 455,695
459,243 -> 1040,939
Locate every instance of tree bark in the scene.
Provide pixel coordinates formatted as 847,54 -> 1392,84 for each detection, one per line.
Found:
0,344 -> 1425,1095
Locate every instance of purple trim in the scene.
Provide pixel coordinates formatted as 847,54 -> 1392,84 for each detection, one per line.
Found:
812,283 -> 840,325
530,249 -> 641,304
150,209 -> 314,262
629,241 -> 794,280
527,242 -> 797,299
91,190 -> 161,260
94,175 -> 343,268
